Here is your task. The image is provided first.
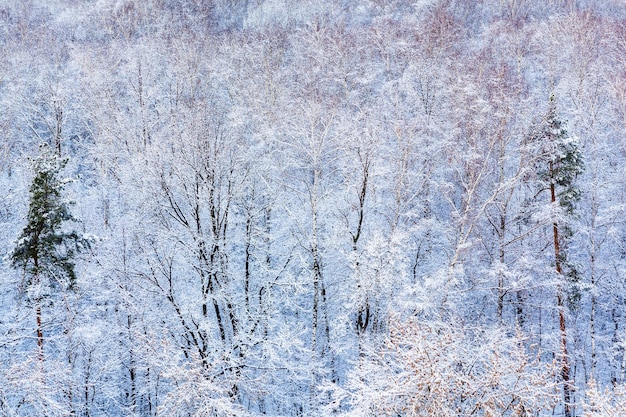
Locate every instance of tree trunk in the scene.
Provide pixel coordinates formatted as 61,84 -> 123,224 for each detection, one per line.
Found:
551,174 -> 573,417
353,157 -> 369,335
36,300 -> 44,361
497,212 -> 506,323
53,96 -> 62,157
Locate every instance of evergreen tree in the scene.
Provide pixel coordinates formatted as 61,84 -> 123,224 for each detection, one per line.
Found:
531,94 -> 584,417
534,94 -> 584,307
11,143 -> 87,356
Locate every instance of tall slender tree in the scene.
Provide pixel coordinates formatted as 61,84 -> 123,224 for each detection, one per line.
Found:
11,143 -> 87,358
532,94 -> 584,417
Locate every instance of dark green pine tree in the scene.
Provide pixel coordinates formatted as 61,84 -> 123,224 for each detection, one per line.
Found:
532,93 -> 584,417
11,143 -> 87,357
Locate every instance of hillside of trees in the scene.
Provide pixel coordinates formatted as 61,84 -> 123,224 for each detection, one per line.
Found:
1,0 -> 626,415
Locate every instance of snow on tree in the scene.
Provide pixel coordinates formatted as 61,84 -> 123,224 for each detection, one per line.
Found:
0,1 -> 624,416
333,316 -> 559,417
11,143 -> 88,356
527,93 -> 584,417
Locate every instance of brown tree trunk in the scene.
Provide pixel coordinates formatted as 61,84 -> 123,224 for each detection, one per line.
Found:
551,172 -> 573,417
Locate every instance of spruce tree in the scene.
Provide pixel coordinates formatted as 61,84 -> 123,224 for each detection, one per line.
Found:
11,143 -> 87,356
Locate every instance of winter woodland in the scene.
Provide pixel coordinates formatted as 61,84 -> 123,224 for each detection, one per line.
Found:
1,0 -> 626,416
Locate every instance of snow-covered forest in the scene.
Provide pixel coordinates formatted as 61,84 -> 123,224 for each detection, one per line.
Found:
1,0 -> 626,415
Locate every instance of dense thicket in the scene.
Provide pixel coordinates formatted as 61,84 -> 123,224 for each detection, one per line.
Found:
1,1 -> 626,416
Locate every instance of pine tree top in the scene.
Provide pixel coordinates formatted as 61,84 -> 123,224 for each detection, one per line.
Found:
11,143 -> 88,296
